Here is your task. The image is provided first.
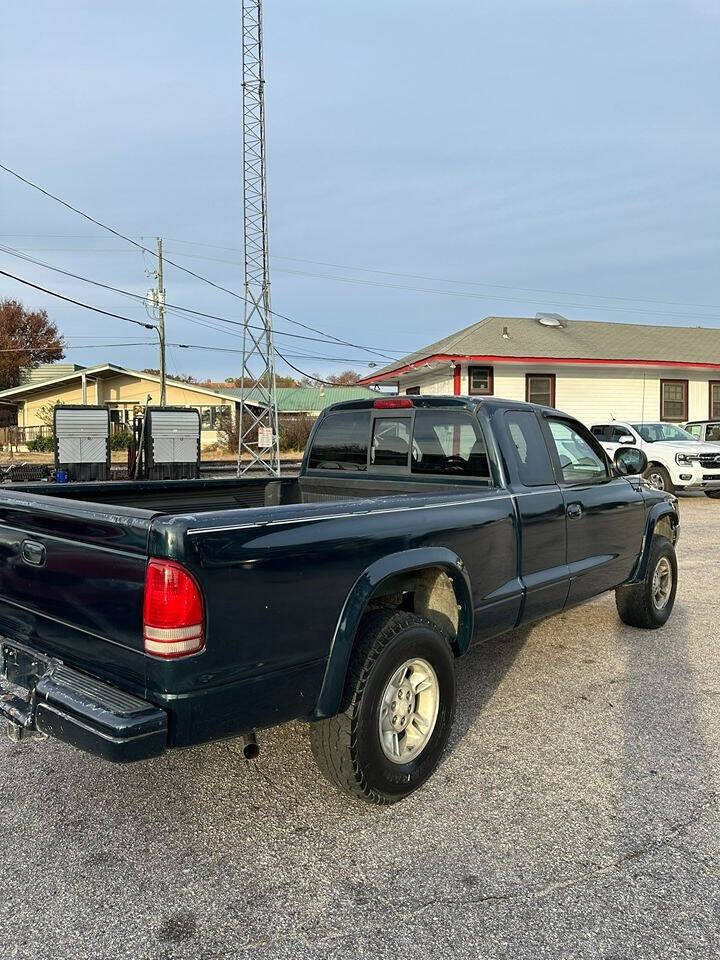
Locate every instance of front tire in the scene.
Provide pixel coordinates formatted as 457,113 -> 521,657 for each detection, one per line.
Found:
643,464 -> 674,494
615,535 -> 677,629
310,610 -> 456,804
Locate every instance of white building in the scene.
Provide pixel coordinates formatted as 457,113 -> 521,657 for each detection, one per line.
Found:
358,315 -> 720,425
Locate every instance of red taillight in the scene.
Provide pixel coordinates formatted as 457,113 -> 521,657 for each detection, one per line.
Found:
373,397 -> 413,409
143,559 -> 205,659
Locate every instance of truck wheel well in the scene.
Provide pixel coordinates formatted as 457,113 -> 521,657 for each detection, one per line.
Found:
366,566 -> 462,654
654,514 -> 677,544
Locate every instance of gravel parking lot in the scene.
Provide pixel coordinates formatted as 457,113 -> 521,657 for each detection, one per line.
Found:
1,495 -> 718,960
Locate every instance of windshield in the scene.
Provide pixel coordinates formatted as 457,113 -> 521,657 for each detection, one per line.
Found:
630,422 -> 698,443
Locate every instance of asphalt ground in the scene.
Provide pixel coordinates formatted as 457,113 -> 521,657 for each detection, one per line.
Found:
1,495 -> 718,960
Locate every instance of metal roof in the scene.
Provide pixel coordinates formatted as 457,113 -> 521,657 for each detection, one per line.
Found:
360,316 -> 720,382
0,364 -> 246,405
20,363 -> 86,385
224,385 -> 379,412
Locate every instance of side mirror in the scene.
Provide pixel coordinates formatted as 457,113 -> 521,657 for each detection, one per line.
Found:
614,446 -> 648,476
618,435 -> 635,445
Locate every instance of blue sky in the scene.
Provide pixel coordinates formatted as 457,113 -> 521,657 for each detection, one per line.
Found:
1,0 -> 719,381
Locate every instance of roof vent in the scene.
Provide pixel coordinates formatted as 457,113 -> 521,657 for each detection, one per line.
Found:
535,313 -> 568,328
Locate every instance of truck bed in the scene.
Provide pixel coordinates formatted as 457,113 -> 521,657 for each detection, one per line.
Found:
0,471 -> 506,749
8,474 -> 490,514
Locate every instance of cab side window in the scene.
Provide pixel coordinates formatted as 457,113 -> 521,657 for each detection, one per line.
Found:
686,424 -> 701,439
504,410 -> 555,486
548,419 -> 608,484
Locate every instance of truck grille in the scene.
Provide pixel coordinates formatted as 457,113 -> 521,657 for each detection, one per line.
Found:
698,455 -> 720,469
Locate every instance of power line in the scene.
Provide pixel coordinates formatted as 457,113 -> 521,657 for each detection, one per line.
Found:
32,240 -> 717,323
0,268 -> 156,330
0,243 -> 402,359
6,230 -> 720,315
273,348 -> 339,385
0,163 -> 398,361
156,237 -> 720,315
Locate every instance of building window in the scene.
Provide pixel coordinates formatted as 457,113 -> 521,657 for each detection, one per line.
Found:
197,405 -> 231,431
660,380 -> 688,422
525,374 -> 556,407
468,366 -> 494,395
710,381 -> 720,420
405,386 -> 421,395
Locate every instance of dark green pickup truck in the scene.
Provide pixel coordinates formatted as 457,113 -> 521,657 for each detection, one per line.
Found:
0,396 -> 678,803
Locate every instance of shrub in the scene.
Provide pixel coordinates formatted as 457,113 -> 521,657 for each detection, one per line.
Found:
110,430 -> 132,451
217,411 -> 239,453
27,435 -> 55,453
279,414 -> 314,453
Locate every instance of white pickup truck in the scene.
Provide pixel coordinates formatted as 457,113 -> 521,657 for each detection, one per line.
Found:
590,420 -> 720,497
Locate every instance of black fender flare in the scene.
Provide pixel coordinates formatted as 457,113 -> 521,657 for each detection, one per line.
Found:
312,546 -> 473,719
626,500 -> 679,584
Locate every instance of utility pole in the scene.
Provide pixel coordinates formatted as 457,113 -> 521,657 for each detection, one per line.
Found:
156,237 -> 167,406
237,0 -> 281,476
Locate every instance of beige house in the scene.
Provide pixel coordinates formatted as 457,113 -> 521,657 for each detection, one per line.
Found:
0,363 -> 241,448
358,315 -> 720,425
0,364 -> 380,449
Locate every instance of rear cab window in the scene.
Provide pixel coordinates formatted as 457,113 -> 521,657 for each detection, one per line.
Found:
307,409 -> 370,471
411,410 -> 490,478
371,416 -> 411,469
307,403 -> 494,482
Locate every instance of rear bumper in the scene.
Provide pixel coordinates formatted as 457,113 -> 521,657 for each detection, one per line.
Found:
0,640 -> 167,762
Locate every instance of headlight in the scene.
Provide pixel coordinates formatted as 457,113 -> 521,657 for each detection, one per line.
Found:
676,453 -> 694,464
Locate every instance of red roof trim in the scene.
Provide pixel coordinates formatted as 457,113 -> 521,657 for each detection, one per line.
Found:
357,353 -> 720,384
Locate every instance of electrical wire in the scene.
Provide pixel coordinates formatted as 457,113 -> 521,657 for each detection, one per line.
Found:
160,237 -> 720,314
14,231 -> 719,314
0,243 -> 401,360
0,163 -> 399,361
0,268 -> 156,330
272,348 -> 338,385
18,240 -> 719,323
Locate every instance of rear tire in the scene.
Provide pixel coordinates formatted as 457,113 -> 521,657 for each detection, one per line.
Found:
310,610 -> 456,804
615,535 -> 677,629
704,490 -> 720,499
643,464 -> 674,494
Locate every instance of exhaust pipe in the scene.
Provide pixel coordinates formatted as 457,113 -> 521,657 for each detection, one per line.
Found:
242,731 -> 260,760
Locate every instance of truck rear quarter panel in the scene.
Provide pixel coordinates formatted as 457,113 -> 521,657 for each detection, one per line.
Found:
148,490 -> 519,744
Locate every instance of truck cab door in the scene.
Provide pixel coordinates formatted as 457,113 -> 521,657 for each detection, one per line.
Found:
500,409 -> 569,623
543,416 -> 645,606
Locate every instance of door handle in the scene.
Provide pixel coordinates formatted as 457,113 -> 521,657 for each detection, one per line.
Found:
21,540 -> 46,566
566,502 -> 583,520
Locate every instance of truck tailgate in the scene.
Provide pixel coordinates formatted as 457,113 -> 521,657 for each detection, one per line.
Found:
0,490 -> 155,694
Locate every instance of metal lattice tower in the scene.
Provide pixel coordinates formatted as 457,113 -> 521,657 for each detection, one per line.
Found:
237,0 -> 280,476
